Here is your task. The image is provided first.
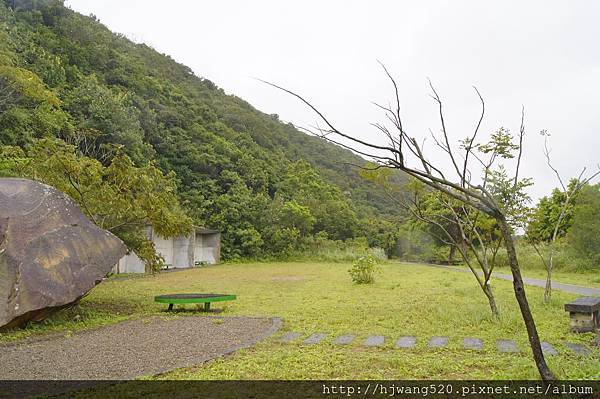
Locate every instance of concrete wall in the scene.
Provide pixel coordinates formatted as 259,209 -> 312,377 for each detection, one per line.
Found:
172,235 -> 194,268
113,228 -> 220,274
194,232 -> 220,264
153,234 -> 174,267
113,251 -> 145,274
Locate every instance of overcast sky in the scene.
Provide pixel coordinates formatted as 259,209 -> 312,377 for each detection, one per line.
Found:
65,0 -> 600,201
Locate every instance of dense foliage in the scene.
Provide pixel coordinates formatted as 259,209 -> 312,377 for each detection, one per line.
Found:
0,0 -> 405,261
565,183 -> 600,267
526,180 -> 580,244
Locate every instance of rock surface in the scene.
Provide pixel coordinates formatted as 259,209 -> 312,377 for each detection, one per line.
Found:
496,339 -> 519,353
395,336 -> 416,349
0,178 -> 126,330
463,337 -> 483,351
363,335 -> 385,347
334,334 -> 355,345
279,332 -> 301,342
303,333 -> 327,344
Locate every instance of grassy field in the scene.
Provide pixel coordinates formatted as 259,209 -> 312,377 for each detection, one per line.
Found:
2,261 -> 599,382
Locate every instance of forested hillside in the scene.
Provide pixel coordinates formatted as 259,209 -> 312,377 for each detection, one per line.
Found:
0,0 -> 404,261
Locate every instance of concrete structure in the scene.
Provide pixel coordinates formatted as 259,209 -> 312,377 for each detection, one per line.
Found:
564,296 -> 600,333
113,226 -> 220,274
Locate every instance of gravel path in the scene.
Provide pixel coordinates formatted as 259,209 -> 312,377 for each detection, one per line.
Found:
0,315 -> 281,380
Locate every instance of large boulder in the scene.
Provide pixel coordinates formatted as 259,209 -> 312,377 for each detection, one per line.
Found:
0,178 -> 127,331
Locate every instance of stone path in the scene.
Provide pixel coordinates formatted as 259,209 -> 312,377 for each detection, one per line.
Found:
280,332 -> 302,342
279,332 -> 596,357
428,336 -> 449,348
395,336 -> 416,349
334,335 -> 355,345
413,263 -> 600,296
304,333 -> 327,344
497,339 -> 519,353
464,337 -> 483,351
566,343 -> 591,356
541,341 -> 558,356
363,335 -> 385,347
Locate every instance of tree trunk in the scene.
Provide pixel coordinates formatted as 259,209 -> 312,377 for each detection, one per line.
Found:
483,282 -> 499,317
448,244 -> 456,264
497,216 -> 555,381
544,268 -> 552,303
544,248 -> 554,303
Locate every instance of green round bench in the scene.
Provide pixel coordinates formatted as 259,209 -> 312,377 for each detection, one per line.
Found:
154,293 -> 236,312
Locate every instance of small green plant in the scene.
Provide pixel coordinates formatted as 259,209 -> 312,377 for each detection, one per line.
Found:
348,254 -> 381,284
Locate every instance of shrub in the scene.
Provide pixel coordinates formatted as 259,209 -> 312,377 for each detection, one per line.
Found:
368,247 -> 387,261
294,235 -> 370,262
348,254 -> 381,284
431,245 -> 452,264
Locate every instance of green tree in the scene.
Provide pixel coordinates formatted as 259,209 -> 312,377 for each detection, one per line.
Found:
277,161 -> 359,240
1,138 -> 192,272
526,130 -> 599,302
63,74 -> 152,162
527,181 -> 580,244
567,183 -> 600,268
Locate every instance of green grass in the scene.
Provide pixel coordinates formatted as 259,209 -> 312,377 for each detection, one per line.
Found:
2,262 -> 599,382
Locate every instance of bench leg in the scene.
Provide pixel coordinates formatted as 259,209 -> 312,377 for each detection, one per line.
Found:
167,303 -> 173,312
204,302 -> 211,312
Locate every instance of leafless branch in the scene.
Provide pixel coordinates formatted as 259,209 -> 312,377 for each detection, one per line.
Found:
513,106 -> 525,187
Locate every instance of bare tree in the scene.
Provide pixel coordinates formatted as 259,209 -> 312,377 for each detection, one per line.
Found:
370,123 -> 531,318
61,128 -> 117,164
532,131 -> 600,303
414,190 -> 503,316
363,171 -> 503,316
260,66 -> 556,380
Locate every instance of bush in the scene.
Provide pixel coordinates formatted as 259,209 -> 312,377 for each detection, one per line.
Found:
293,234 -> 370,262
348,254 -> 381,284
368,247 -> 387,262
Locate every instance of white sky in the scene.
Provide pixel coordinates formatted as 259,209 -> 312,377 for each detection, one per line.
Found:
65,0 -> 600,201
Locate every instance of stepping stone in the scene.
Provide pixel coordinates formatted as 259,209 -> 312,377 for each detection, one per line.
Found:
395,336 -> 417,349
541,342 -> 558,356
363,335 -> 385,347
428,336 -> 449,348
280,332 -> 301,342
566,343 -> 590,356
463,337 -> 483,351
304,333 -> 327,344
334,335 -> 355,345
497,339 -> 519,353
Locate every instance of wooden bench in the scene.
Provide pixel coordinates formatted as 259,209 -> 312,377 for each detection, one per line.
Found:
564,296 -> 600,333
154,293 -> 236,312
